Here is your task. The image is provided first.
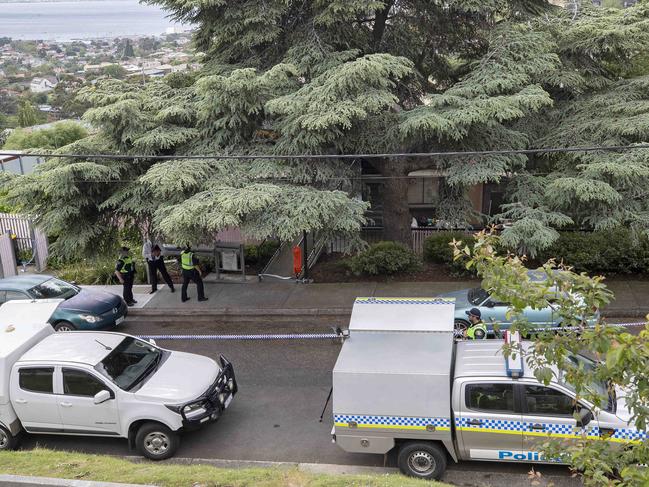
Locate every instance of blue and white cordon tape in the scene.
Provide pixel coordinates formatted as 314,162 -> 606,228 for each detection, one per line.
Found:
137,322 -> 645,341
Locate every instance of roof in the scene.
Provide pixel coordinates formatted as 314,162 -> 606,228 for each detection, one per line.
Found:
18,332 -> 126,366
454,340 -> 535,379
0,274 -> 52,291
349,297 -> 455,332
0,301 -> 61,358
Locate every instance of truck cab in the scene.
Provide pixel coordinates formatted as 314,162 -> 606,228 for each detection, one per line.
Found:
332,297 -> 645,480
0,300 -> 237,460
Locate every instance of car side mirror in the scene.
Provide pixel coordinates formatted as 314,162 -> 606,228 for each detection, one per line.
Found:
148,338 -> 157,346
94,390 -> 111,404
576,407 -> 592,427
70,281 -> 77,286
485,300 -> 495,308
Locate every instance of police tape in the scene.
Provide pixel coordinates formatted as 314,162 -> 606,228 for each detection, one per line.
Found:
531,321 -> 647,332
137,322 -> 647,341
138,333 -> 343,341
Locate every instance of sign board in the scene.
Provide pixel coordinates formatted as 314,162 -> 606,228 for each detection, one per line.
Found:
221,250 -> 240,271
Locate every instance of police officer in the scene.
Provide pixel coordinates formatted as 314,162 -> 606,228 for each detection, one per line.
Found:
115,246 -> 137,306
465,308 -> 487,339
146,244 -> 175,294
180,245 -> 207,303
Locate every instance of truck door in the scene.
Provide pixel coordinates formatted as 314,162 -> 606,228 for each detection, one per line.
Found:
457,382 -> 523,461
11,367 -> 63,432
57,368 -> 120,435
521,384 -> 596,460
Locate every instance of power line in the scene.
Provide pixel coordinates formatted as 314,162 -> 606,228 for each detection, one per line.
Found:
3,143 -> 649,162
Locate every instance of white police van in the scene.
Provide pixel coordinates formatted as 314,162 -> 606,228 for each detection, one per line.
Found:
332,297 -> 644,480
0,300 -> 237,459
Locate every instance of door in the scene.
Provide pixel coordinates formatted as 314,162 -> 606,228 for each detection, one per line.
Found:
479,297 -> 511,331
11,367 -> 63,432
58,368 -> 120,435
457,382 -> 523,461
521,384 -> 596,461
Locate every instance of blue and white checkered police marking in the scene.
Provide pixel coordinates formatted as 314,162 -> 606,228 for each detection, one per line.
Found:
355,297 -> 455,305
456,417 -> 643,443
334,414 -> 451,431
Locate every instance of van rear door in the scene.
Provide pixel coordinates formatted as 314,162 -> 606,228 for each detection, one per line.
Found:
456,381 -> 523,461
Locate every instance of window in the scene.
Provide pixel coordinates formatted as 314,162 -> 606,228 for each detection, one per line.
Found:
63,369 -> 107,397
28,278 -> 78,300
466,383 -> 515,413
19,368 -> 53,393
6,291 -> 28,301
96,337 -> 162,390
524,385 -> 575,416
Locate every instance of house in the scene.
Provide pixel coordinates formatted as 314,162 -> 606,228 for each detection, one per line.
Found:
30,77 -> 58,93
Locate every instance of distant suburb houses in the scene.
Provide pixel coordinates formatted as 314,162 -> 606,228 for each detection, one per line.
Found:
29,77 -> 58,93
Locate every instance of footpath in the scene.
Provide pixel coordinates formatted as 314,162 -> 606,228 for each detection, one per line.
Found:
86,278 -> 649,320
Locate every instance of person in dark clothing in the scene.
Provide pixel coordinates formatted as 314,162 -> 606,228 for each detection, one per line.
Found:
115,246 -> 137,306
147,245 -> 175,294
179,245 -> 207,303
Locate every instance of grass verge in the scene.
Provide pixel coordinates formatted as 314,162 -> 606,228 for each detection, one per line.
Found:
0,448 -> 451,486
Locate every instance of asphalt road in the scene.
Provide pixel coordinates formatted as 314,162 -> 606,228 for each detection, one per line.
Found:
21,318 -> 641,486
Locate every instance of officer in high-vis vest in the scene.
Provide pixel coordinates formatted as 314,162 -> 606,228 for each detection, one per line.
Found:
115,246 -> 137,306
180,245 -> 207,303
465,308 -> 487,339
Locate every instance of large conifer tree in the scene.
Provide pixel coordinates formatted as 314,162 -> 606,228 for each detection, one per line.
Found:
5,2 -> 649,255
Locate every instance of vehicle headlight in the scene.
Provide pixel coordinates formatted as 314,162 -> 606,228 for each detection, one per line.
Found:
80,314 -> 100,323
166,401 -> 208,418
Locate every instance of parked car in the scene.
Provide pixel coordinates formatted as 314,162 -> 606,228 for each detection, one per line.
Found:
439,270 -> 599,336
0,300 -> 237,460
0,275 -> 127,331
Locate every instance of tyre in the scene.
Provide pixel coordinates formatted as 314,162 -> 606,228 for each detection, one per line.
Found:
397,441 -> 447,480
0,425 -> 19,451
54,321 -> 76,332
135,422 -> 179,460
454,319 -> 469,339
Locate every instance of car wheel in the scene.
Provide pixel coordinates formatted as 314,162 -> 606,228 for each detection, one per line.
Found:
136,422 -> 179,460
454,320 -> 469,339
0,425 -> 19,451
54,321 -> 76,332
397,441 -> 447,480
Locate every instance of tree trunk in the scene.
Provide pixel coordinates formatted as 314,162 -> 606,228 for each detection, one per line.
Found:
380,159 -> 412,246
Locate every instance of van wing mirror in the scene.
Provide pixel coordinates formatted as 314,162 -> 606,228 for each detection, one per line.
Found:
94,390 -> 111,404
576,407 -> 592,427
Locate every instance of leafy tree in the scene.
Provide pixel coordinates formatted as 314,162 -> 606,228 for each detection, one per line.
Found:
101,64 -> 127,80
15,98 -> 42,128
453,230 -> 649,486
3,121 -> 88,150
6,2 -> 649,255
121,39 -> 135,59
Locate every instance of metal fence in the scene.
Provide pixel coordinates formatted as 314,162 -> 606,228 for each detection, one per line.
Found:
328,227 -> 472,255
0,212 -> 32,252
0,213 -> 48,274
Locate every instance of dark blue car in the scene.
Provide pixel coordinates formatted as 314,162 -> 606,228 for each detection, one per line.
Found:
0,275 -> 127,331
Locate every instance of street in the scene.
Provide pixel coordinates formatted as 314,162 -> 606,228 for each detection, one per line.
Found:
16,317 -> 612,486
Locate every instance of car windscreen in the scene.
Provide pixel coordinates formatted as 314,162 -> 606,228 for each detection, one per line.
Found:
28,278 -> 79,300
561,353 -> 614,412
95,337 -> 162,391
468,287 -> 490,305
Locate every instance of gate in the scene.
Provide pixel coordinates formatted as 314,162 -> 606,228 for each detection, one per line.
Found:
0,213 -> 49,276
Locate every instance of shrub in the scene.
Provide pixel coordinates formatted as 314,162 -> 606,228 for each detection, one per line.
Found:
423,231 -> 475,264
346,241 -> 422,276
422,231 -> 476,276
244,240 -> 280,266
537,229 -> 649,274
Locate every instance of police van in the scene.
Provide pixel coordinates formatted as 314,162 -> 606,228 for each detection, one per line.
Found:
332,297 -> 645,480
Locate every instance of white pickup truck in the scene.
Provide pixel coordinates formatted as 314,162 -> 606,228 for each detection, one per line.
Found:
332,297 -> 645,480
0,300 -> 237,459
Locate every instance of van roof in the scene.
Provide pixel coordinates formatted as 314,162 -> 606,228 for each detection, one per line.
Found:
454,340 -> 535,379
18,332 -> 126,366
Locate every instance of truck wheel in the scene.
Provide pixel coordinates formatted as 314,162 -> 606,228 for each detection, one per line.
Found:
0,426 -> 19,451
135,422 -> 179,460
397,442 -> 447,480
54,321 -> 76,332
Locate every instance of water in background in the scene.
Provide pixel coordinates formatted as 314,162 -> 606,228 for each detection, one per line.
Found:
0,0 -> 189,40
